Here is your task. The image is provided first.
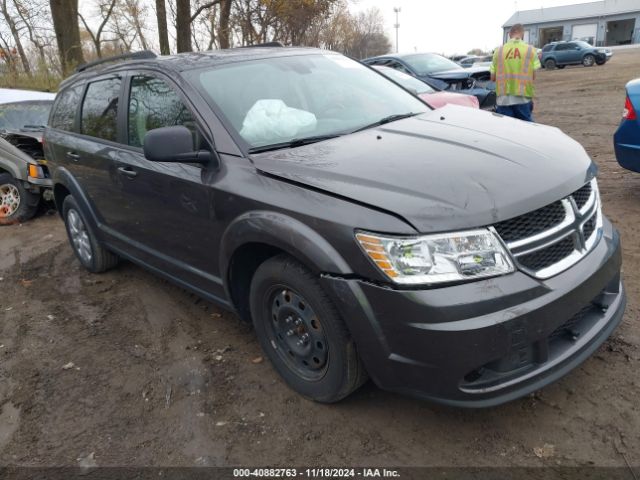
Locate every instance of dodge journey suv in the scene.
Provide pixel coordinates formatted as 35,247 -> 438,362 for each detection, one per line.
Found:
45,47 -> 625,407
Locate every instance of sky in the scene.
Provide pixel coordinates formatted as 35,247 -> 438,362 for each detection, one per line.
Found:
349,0 -> 588,55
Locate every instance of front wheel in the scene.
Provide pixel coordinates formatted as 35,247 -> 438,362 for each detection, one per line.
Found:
0,173 -> 39,225
250,254 -> 367,402
583,54 -> 595,67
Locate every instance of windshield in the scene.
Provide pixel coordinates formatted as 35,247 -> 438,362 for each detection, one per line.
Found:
189,53 -> 429,149
575,41 -> 593,49
401,53 -> 462,75
375,67 -> 435,94
0,101 -> 52,130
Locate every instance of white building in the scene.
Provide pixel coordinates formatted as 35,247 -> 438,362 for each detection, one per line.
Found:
503,0 -> 640,47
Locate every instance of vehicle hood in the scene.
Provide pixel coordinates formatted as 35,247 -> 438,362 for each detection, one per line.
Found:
1,129 -> 43,142
251,105 -> 595,233
426,65 -> 490,80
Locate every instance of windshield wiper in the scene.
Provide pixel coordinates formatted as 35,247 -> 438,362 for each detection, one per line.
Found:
248,133 -> 344,154
351,112 -> 420,133
22,124 -> 46,130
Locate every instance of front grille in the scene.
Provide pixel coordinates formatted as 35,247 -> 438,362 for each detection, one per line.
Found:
493,180 -> 601,279
517,235 -> 575,271
494,201 -> 565,244
583,214 -> 596,240
572,183 -> 592,210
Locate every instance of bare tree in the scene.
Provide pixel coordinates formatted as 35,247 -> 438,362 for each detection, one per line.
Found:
79,0 -> 117,57
175,0 -> 191,52
12,0 -> 50,68
217,0 -> 231,48
155,0 -> 170,54
119,0 -> 149,50
0,0 -> 31,75
50,0 -> 84,72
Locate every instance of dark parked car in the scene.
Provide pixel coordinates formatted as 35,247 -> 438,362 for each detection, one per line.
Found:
541,41 -> 612,69
372,65 -> 479,109
363,53 -> 496,110
45,47 -> 625,407
459,55 -> 492,68
0,91 -> 55,223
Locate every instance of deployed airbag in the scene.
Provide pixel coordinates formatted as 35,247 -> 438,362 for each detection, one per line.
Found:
240,99 -> 317,145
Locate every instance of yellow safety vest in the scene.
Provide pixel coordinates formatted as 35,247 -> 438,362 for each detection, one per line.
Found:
494,39 -> 536,98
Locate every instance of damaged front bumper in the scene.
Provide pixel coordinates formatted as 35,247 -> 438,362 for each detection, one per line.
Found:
321,217 -> 625,407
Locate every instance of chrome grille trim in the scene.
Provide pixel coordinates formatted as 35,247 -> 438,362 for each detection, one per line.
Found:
496,179 -> 602,279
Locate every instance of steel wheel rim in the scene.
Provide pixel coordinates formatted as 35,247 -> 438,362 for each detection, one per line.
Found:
0,183 -> 20,218
67,209 -> 93,264
265,286 -> 329,381
584,56 -> 594,66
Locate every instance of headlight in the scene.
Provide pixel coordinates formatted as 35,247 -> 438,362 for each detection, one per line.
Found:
356,229 -> 515,285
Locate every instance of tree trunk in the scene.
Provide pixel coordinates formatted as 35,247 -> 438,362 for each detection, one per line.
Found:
50,0 -> 84,73
218,0 -> 231,49
155,0 -> 170,54
176,0 -> 192,52
0,0 -> 31,75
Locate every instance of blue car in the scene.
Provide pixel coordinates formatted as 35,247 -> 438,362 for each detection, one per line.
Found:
614,78 -> 640,172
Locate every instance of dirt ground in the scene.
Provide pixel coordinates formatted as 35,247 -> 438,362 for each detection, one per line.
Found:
1,49 -> 639,469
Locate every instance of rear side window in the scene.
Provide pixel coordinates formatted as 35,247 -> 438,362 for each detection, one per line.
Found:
542,45 -> 553,52
127,75 -> 195,148
81,78 -> 121,142
50,86 -> 82,131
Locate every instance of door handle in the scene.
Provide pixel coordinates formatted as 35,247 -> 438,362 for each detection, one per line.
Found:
66,151 -> 80,160
117,166 -> 138,178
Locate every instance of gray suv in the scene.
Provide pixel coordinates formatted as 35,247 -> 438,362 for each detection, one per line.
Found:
541,41 -> 612,69
45,47 -> 625,407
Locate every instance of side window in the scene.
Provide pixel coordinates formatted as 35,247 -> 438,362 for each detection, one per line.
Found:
50,85 -> 82,131
127,75 -> 195,148
81,78 -> 121,142
555,43 -> 571,51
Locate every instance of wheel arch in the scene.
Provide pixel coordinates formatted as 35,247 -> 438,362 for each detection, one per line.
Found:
220,211 -> 353,322
52,167 -> 100,229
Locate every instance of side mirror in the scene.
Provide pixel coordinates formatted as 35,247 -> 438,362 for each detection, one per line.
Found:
143,125 -> 215,166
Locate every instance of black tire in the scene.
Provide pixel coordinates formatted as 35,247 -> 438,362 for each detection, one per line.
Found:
544,58 -> 556,70
250,254 -> 367,402
0,173 -> 39,224
557,65 -> 566,69
62,195 -> 119,273
596,59 -> 606,66
583,54 -> 595,67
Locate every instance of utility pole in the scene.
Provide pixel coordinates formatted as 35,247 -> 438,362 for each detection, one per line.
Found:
394,7 -> 401,53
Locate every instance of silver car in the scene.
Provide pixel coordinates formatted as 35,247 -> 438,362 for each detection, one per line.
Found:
0,88 -> 55,223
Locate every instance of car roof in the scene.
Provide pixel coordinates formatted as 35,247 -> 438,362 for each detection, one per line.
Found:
59,46 -> 330,90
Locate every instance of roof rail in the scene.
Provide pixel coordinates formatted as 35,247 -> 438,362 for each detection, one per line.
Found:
238,41 -> 285,48
76,50 -> 157,73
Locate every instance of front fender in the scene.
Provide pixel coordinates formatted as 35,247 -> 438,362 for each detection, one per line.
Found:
0,140 -> 30,179
220,210 -> 353,281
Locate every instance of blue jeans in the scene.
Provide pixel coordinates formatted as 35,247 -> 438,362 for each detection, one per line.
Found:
496,102 -> 534,122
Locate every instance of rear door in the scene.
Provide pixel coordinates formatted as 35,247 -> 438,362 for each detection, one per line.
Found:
70,76 -> 129,229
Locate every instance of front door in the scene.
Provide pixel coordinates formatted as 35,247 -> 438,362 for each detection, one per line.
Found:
110,73 -> 225,298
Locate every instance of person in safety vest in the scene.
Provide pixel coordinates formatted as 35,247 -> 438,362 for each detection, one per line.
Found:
490,23 -> 541,122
